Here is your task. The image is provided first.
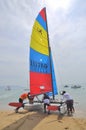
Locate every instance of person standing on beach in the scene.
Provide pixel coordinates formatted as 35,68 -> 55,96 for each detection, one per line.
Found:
42,93 -> 50,114
15,92 -> 34,113
61,91 -> 75,115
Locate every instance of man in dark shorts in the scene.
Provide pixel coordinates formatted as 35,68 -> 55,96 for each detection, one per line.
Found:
61,91 -> 74,115
42,93 -> 50,114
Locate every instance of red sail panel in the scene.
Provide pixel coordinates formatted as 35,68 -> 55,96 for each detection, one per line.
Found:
30,72 -> 52,95
39,8 -> 46,21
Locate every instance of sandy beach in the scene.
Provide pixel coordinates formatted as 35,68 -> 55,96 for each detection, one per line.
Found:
0,109 -> 86,130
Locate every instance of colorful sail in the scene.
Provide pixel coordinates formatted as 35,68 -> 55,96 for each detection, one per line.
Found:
47,54 -> 58,97
30,7 -> 58,96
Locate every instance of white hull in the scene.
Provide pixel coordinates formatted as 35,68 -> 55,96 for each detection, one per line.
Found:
24,103 -> 43,111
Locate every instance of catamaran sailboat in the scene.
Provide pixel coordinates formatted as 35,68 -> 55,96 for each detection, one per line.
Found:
24,7 -> 58,110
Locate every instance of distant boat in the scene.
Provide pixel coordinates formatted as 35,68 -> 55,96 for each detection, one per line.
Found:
24,88 -> 29,91
64,85 -> 69,88
5,86 -> 11,91
71,85 -> 81,89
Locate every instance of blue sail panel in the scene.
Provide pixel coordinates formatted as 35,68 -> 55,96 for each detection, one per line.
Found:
47,54 -> 58,96
30,48 -> 51,73
36,14 -> 47,31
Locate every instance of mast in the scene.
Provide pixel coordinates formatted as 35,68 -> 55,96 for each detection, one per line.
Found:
44,8 -> 55,99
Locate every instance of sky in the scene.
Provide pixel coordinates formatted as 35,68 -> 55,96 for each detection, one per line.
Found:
0,0 -> 86,88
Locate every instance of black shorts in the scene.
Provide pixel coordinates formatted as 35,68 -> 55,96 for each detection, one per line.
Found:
66,100 -> 73,109
19,98 -> 23,103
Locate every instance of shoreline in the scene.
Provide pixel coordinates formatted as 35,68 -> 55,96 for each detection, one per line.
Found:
0,109 -> 86,130
1,102 -> 86,118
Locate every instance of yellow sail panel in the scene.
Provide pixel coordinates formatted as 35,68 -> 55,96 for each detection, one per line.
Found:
30,38 -> 49,56
30,21 -> 49,56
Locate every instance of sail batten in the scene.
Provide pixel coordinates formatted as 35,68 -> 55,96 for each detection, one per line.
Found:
30,8 -> 58,96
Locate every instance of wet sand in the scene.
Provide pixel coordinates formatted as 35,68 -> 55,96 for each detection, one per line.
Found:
0,109 -> 86,130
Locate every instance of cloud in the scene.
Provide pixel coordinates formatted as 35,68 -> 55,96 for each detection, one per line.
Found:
0,0 -> 86,87
47,0 -> 86,86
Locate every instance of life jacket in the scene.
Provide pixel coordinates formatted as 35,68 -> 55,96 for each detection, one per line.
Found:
20,93 -> 28,100
43,94 -> 50,100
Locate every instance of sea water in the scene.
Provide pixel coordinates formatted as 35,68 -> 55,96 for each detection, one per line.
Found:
0,85 -> 86,117
58,85 -> 86,118
0,86 -> 29,110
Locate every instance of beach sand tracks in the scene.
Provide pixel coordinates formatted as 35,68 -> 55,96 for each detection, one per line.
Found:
2,111 -> 46,130
72,118 -> 86,130
0,110 -> 86,130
